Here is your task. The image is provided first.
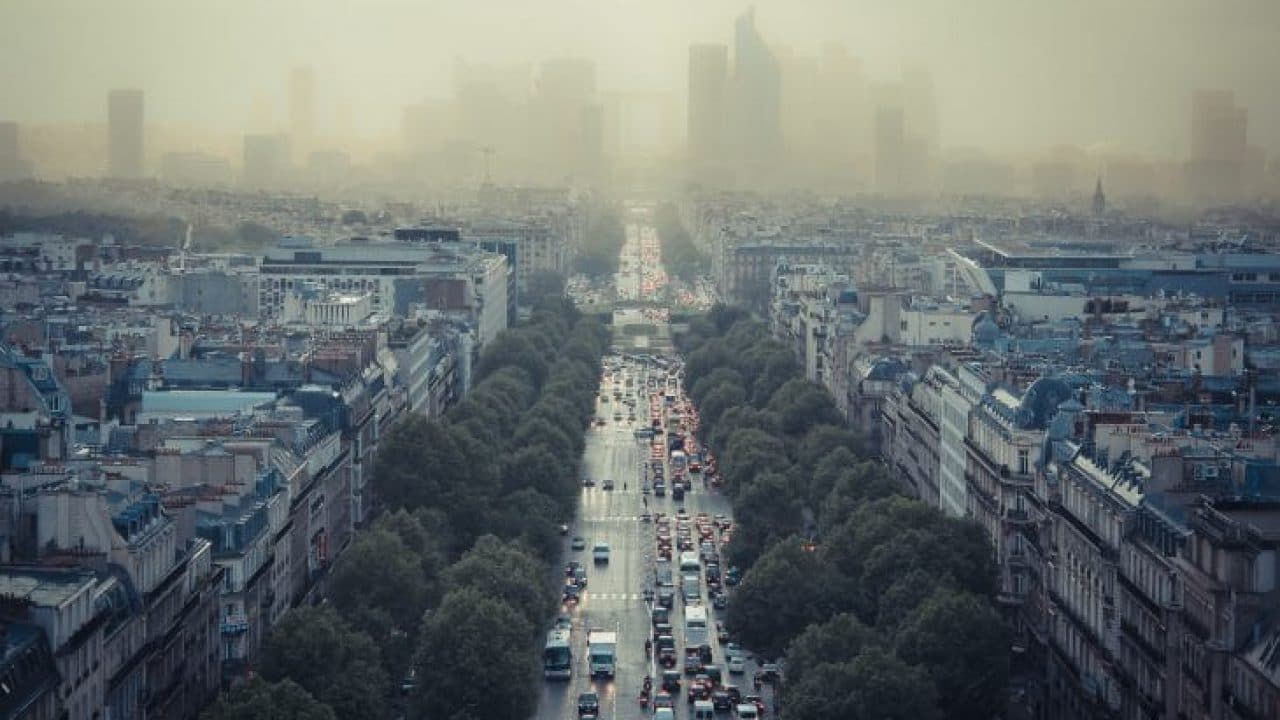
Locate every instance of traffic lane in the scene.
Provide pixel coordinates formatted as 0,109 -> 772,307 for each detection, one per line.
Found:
537,416 -> 630,719
555,420 -> 650,720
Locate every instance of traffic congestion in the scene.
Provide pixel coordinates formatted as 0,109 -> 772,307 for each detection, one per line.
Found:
537,346 -> 777,720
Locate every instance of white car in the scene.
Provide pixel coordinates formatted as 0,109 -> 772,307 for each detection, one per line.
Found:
593,542 -> 610,564
727,654 -> 746,674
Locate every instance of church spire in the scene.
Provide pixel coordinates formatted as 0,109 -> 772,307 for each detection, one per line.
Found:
1092,176 -> 1106,217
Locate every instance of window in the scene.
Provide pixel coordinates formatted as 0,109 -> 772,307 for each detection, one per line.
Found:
1018,449 -> 1029,475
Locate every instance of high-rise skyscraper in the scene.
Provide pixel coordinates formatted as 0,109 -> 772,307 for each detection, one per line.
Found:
731,9 -> 781,181
687,43 -> 729,178
243,133 -> 290,189
874,103 -> 905,193
1188,89 -> 1249,200
0,121 -> 29,181
108,89 -> 144,179
288,68 -> 315,162
534,58 -> 597,182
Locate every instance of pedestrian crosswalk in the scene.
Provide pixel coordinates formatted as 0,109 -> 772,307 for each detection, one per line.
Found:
583,515 -> 645,522
581,592 -> 645,601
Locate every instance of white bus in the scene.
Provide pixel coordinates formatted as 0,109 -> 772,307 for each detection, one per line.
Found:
543,629 -> 573,680
685,605 -> 709,648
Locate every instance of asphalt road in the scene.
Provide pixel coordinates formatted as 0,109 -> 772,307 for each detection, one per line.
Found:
537,363 -> 750,720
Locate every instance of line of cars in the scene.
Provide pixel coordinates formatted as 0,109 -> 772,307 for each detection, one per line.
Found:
648,505 -> 760,718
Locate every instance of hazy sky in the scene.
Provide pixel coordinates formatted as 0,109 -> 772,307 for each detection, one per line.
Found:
3,0 -> 1277,157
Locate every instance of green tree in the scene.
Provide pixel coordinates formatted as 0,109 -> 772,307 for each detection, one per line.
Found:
766,378 -> 845,437
797,425 -> 867,470
684,342 -> 735,391
705,304 -> 751,335
817,460 -> 902,531
526,270 -> 567,305
259,607 -> 389,720
511,417 -> 576,459
328,527 -> 432,635
689,367 -> 745,407
442,535 -> 555,632
821,497 -> 995,608
414,588 -> 539,720
371,416 -> 465,511
725,538 -> 841,658
718,429 -> 790,496
784,613 -> 884,689
875,568 -> 955,630
783,648 -> 941,720
700,383 -> 748,429
707,406 -> 783,453
727,470 -> 803,568
493,488 -> 564,561
894,590 -> 1011,720
808,447 -> 860,512
501,445 -> 571,501
200,677 -> 336,720
474,332 -> 548,388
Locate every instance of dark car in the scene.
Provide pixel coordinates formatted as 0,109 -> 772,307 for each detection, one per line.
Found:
566,560 -> 582,576
602,479 -> 615,491
583,477 -> 596,487
712,690 -> 734,712
562,583 -> 580,604
577,691 -> 599,716
716,621 -> 729,644
661,670 -> 682,693
657,587 -> 674,608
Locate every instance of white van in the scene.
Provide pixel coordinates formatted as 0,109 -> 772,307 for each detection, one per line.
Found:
734,704 -> 760,719
693,700 -> 715,720
679,551 -> 700,573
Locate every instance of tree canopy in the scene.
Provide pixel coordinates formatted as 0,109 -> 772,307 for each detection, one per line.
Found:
413,588 -> 539,720
259,606 -> 389,720
677,307 -> 1008,720
200,677 -> 337,720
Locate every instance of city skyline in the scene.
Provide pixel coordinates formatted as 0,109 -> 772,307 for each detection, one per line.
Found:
1,0 -> 1277,158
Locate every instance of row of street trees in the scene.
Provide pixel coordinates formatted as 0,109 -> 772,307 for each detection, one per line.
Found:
680,306 -> 1010,720
654,202 -> 708,284
574,201 -> 627,277
202,291 -> 610,720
